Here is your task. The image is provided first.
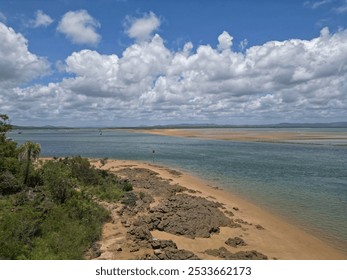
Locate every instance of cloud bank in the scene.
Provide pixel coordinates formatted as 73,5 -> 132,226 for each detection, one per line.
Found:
0,15 -> 347,126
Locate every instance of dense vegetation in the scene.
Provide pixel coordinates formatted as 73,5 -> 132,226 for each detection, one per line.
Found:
0,114 -> 131,259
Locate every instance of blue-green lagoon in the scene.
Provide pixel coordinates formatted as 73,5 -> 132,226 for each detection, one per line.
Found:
9,128 -> 347,253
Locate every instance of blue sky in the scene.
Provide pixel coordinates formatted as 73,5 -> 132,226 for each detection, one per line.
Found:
0,0 -> 347,126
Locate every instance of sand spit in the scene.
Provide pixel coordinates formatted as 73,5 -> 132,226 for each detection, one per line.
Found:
130,128 -> 347,143
84,159 -> 346,260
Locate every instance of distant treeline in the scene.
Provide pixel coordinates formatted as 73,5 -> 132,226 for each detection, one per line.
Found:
12,122 -> 347,130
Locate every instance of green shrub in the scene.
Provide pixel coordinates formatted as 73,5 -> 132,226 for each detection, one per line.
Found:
0,171 -> 23,195
68,156 -> 101,185
41,161 -> 74,204
0,143 -> 127,259
31,206 -> 90,259
121,181 -> 133,192
31,200 -> 108,260
64,192 -> 109,226
0,207 -> 41,259
83,182 -> 124,202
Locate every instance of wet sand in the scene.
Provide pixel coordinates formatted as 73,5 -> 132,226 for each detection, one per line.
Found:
131,128 -> 347,143
89,158 -> 346,260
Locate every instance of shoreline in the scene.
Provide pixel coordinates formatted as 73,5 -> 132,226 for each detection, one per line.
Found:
89,158 -> 346,260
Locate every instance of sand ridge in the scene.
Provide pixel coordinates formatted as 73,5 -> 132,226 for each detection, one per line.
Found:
88,158 -> 346,260
130,128 -> 347,143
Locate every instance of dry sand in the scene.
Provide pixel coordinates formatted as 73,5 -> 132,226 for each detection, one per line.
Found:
89,158 -> 346,260
131,128 -> 347,143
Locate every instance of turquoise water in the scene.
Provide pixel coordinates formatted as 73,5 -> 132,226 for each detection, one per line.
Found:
8,128 -> 347,253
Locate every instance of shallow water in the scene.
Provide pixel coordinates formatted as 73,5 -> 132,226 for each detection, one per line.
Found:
9,128 -> 347,252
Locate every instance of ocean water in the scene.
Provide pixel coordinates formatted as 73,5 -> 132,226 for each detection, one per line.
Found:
8,128 -> 347,252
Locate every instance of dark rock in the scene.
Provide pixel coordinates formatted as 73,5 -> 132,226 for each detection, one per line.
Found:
127,224 -> 153,248
167,169 -> 183,177
255,224 -> 265,230
129,245 -> 140,252
234,218 -> 252,225
138,239 -> 200,260
148,194 -> 232,238
225,237 -> 247,248
151,240 -> 162,250
116,168 -> 187,198
164,248 -> 199,260
116,245 -> 122,252
205,247 -> 268,260
232,250 -> 268,260
209,227 -> 220,234
121,192 -> 138,207
224,210 -> 234,216
150,239 -> 177,250
142,248 -> 200,260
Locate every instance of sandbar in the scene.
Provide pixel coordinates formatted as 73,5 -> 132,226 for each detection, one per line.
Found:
130,128 -> 347,143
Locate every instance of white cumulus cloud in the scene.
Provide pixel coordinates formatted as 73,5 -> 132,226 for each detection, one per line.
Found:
217,31 -> 233,51
125,12 -> 160,41
1,23 -> 347,126
57,10 -> 101,46
30,10 -> 54,28
0,22 -> 50,86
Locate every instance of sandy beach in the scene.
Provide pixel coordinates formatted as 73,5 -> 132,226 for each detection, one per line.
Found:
86,158 -> 346,260
131,128 -> 347,143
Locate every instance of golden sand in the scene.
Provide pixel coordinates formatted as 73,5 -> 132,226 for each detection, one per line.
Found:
91,158 -> 346,260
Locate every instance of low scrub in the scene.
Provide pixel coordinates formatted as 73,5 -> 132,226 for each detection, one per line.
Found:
0,156 -> 128,259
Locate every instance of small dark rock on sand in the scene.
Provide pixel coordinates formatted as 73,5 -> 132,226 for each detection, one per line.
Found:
255,224 -> 265,230
225,237 -> 247,248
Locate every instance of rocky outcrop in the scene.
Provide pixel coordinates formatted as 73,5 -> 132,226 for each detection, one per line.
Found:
91,165 -> 269,260
127,224 -> 153,250
146,194 -> 239,238
141,239 -> 200,260
116,168 -> 187,198
205,247 -> 268,260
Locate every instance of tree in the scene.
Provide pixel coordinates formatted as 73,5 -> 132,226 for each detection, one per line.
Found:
0,114 -> 12,135
0,114 -> 19,174
18,141 -> 41,185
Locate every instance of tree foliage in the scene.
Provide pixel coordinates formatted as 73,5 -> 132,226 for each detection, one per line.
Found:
18,141 -> 41,185
0,114 -> 132,259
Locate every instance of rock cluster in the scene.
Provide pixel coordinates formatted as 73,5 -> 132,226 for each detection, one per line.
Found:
126,221 -> 199,260
146,194 -> 239,238
116,168 -> 187,198
205,247 -> 268,260
142,239 -> 200,260
98,166 -> 270,260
